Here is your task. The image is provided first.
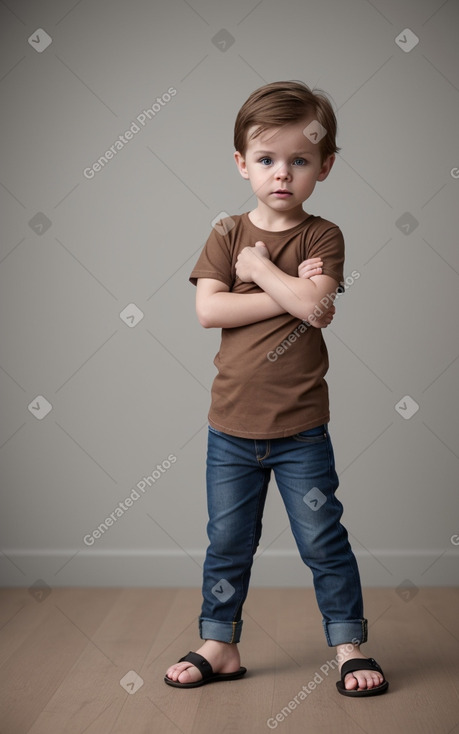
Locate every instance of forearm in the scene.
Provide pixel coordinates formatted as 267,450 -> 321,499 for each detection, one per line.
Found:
199,291 -> 286,328
251,258 -> 324,321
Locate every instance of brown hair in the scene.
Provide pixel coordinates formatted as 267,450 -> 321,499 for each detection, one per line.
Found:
233,80 -> 340,163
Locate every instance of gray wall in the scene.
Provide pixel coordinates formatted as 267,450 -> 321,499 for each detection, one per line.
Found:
1,0 -> 458,595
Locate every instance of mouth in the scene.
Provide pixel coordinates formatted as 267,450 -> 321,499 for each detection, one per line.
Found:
272,189 -> 292,196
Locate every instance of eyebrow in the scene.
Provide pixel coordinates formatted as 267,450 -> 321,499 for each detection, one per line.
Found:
252,150 -> 312,156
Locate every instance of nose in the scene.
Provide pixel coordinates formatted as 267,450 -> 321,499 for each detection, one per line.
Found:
274,162 -> 291,180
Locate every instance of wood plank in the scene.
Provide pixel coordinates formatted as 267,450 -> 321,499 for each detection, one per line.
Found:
0,588 -> 458,734
26,588 -> 179,734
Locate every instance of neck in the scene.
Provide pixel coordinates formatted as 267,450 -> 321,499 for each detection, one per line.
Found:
248,203 -> 308,231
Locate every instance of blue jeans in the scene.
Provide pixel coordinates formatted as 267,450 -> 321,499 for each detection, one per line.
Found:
199,424 -> 368,647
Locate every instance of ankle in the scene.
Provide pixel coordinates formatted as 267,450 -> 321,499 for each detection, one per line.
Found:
203,639 -> 237,647
336,642 -> 361,664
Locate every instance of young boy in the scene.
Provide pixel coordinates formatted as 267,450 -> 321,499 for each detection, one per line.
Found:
165,81 -> 388,697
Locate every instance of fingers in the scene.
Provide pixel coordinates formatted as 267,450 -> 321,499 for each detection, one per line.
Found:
299,257 -> 322,267
300,257 -> 322,263
254,241 -> 270,258
298,258 -> 323,278
299,267 -> 322,279
309,304 -> 336,328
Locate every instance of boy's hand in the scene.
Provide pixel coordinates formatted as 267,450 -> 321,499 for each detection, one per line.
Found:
298,257 -> 323,279
308,304 -> 336,328
298,257 -> 336,328
236,241 -> 270,282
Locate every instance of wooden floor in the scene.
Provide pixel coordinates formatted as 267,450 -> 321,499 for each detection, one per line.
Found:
0,587 -> 458,734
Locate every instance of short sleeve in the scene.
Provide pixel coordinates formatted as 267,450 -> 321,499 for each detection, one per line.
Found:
307,222 -> 345,292
189,223 -> 234,287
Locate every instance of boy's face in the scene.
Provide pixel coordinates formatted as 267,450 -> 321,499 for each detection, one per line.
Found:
234,117 -> 334,217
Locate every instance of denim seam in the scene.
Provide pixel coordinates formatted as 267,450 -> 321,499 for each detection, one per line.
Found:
255,439 -> 271,463
292,431 -> 327,445
326,429 -> 338,485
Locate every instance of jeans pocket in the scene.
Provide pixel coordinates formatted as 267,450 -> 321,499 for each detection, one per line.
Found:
292,424 -> 328,444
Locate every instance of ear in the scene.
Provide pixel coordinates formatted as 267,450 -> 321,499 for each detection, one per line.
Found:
316,154 -> 335,182
234,151 -> 250,180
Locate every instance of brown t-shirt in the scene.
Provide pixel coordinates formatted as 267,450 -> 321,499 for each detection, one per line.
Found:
189,212 -> 345,439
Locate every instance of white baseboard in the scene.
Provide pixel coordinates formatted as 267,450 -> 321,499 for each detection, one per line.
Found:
1,548 -> 457,588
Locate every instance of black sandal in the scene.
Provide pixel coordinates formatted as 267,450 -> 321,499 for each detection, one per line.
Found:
336,657 -> 389,697
164,651 -> 247,689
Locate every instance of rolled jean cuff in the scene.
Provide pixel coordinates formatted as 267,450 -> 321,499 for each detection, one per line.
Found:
199,617 -> 243,644
323,618 -> 368,647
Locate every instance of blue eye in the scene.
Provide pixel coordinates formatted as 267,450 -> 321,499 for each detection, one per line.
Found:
259,157 -> 272,165
293,158 -> 307,166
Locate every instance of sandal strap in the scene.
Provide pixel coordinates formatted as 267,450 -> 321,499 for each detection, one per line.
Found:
178,651 -> 214,680
340,657 -> 384,681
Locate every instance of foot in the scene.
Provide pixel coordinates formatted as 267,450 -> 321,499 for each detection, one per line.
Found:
165,640 -> 241,685
337,644 -> 385,692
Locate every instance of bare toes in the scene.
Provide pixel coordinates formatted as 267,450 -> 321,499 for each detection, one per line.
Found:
344,673 -> 358,690
166,663 -> 188,681
166,662 -> 203,684
177,667 -> 193,683
345,670 -> 384,690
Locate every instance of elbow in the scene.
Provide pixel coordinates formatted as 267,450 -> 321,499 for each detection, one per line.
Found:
199,317 -> 214,329
196,304 -> 214,329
